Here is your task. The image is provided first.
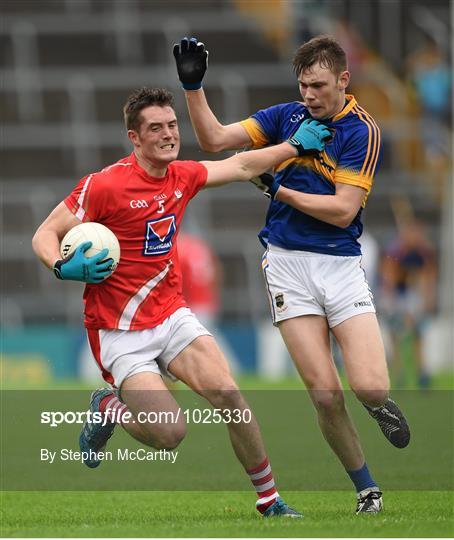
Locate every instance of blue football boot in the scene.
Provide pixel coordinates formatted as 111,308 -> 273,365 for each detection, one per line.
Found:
263,497 -> 303,518
79,388 -> 116,468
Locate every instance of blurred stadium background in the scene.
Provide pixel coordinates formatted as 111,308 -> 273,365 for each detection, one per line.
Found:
1,0 -> 452,387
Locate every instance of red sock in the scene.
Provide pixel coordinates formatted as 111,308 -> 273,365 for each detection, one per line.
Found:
246,457 -> 279,513
99,393 -> 130,426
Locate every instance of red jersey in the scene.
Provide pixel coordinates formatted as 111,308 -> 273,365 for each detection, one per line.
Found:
64,153 -> 208,330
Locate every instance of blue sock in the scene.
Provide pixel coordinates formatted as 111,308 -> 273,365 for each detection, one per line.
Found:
346,462 -> 378,493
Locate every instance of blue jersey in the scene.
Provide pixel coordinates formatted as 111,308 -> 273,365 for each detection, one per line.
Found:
241,95 -> 382,256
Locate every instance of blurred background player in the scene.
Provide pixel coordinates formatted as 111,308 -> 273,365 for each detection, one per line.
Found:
380,206 -> 437,388
173,35 -> 411,514
32,86 -> 333,518
405,36 -> 452,202
178,229 -> 222,330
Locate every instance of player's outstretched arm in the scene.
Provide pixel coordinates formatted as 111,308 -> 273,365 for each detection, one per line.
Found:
173,37 -> 251,152
202,117 -> 332,188
202,142 -> 297,188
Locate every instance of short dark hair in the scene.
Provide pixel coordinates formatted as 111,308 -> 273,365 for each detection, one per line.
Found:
293,36 -> 347,78
123,87 -> 175,131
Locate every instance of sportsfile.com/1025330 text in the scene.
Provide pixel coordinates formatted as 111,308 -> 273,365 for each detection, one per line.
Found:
40,408 -> 252,427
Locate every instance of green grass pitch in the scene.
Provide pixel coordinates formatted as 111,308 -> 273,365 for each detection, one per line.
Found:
2,374 -> 453,537
1,490 -> 453,537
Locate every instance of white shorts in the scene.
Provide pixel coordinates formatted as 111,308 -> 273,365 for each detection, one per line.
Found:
262,244 -> 375,328
86,307 -> 212,388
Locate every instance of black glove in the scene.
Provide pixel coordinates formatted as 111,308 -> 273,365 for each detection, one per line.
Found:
173,37 -> 208,90
250,173 -> 280,200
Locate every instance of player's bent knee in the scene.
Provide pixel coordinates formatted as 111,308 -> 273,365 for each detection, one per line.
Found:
353,388 -> 389,408
153,431 -> 185,450
311,389 -> 345,415
194,375 -> 239,398
200,384 -> 245,410
141,424 -> 187,450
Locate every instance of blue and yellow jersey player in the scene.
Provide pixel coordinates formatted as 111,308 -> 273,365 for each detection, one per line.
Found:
242,95 -> 381,256
174,35 -> 411,514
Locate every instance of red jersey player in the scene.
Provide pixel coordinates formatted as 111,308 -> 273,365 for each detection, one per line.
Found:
178,232 -> 221,328
32,87 -> 331,517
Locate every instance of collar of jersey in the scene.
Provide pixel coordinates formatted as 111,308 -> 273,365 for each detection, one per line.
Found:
330,94 -> 357,123
130,152 -> 169,182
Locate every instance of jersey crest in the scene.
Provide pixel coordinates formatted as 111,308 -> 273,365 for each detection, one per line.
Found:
144,215 -> 176,255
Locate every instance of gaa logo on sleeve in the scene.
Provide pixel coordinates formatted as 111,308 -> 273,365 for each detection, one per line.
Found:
143,215 -> 176,256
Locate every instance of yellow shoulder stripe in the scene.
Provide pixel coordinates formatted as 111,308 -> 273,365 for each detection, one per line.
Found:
335,169 -> 372,193
239,118 -> 269,149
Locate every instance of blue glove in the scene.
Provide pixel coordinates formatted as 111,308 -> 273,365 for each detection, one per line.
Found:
53,241 -> 114,283
173,37 -> 208,90
287,118 -> 332,156
250,173 -> 280,200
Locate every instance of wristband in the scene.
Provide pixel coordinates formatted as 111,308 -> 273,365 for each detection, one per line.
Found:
182,82 -> 202,90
